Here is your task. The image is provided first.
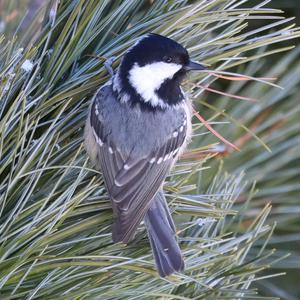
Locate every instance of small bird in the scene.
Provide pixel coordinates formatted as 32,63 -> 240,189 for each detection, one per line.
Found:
84,33 -> 205,277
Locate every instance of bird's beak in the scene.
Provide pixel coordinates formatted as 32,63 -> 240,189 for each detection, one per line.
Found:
185,60 -> 206,71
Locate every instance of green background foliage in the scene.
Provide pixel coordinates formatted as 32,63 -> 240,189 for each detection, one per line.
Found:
0,0 -> 299,299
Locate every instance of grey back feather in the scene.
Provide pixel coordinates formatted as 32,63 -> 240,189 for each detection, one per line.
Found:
96,85 -> 188,158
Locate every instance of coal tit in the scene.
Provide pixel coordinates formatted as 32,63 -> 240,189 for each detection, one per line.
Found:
85,33 -> 205,277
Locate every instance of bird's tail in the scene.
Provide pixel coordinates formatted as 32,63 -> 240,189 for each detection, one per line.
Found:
144,191 -> 184,277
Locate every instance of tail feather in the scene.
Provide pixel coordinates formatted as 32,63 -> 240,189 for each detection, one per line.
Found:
144,191 -> 184,277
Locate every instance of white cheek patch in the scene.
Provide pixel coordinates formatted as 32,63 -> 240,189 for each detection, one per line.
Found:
128,62 -> 182,107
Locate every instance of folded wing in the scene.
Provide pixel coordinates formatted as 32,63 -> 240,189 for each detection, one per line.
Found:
89,93 -> 187,243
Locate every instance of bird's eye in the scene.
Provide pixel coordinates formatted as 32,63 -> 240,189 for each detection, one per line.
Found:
163,56 -> 173,63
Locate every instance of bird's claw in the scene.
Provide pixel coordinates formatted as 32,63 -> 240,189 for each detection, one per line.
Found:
104,56 -> 116,77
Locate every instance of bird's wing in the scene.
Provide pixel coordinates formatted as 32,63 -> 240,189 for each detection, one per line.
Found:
89,97 -> 187,244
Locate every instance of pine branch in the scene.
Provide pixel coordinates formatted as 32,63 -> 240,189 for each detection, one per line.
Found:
0,0 -> 299,298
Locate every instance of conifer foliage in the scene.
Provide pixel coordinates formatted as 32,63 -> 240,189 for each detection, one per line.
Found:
0,0 -> 299,299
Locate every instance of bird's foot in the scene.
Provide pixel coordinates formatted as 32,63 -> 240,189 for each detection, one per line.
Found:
104,56 -> 116,77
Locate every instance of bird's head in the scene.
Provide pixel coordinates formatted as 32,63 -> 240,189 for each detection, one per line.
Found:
113,33 -> 205,109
